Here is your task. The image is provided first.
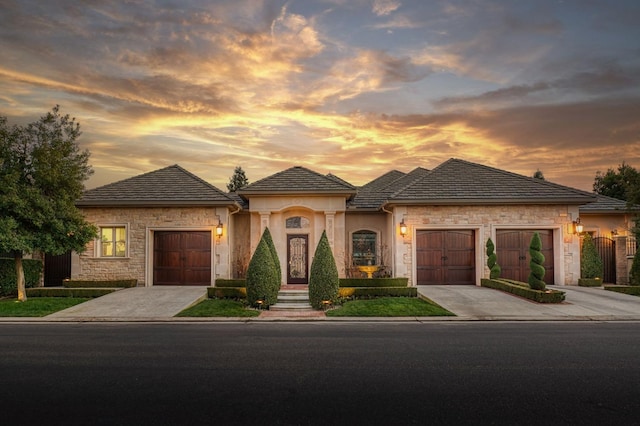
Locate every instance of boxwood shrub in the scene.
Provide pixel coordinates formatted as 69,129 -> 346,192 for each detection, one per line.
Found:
26,288 -> 116,298
0,258 -> 43,296
604,285 -> 640,296
339,278 -> 409,288
481,278 -> 565,303
63,279 -> 137,288
208,287 -> 247,299
338,287 -> 417,299
214,279 -> 247,288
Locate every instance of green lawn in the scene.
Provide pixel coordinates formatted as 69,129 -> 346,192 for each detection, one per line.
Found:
326,297 -> 455,317
0,297 -> 89,317
176,299 -> 261,317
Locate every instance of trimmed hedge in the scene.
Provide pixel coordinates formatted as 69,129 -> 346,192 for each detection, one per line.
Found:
339,287 -> 417,298
246,236 -> 279,307
214,279 -> 247,288
578,278 -> 603,287
308,231 -> 340,309
26,288 -> 116,298
339,278 -> 409,288
208,287 -> 247,299
0,258 -> 43,296
481,278 -> 565,303
63,279 -> 137,288
604,285 -> 640,296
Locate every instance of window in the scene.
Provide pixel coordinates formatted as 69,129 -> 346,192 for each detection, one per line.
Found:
286,216 -> 310,229
100,226 -> 127,257
352,230 -> 377,266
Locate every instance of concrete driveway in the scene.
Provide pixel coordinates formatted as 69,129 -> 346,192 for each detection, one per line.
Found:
418,285 -> 640,320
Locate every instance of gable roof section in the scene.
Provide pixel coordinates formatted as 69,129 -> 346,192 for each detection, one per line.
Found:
238,166 -> 357,197
388,159 -> 596,205
580,194 -> 638,214
350,168 -> 429,209
77,165 -> 237,207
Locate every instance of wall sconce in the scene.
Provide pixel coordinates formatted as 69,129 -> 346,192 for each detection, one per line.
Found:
216,220 -> 223,238
399,219 -> 407,236
572,217 -> 583,235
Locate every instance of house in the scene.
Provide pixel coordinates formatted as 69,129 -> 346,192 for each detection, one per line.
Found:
578,195 -> 639,284
73,158 -> 601,287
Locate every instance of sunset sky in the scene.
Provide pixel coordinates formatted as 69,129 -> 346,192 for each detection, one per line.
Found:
1,0 -> 639,191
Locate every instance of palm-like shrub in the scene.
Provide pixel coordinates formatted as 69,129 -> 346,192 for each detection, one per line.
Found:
309,231 -> 339,309
486,238 -> 501,279
580,234 -> 603,279
528,232 -> 546,290
245,236 -> 278,307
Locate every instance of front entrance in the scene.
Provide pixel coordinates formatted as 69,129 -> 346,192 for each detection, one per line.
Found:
496,229 -> 555,285
44,251 -> 72,287
153,231 -> 212,286
593,236 -> 616,284
287,234 -> 308,284
416,230 -> 475,285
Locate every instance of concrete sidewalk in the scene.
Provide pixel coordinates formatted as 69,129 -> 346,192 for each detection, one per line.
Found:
2,284 -> 640,322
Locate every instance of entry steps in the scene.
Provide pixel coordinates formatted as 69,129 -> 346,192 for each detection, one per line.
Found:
269,289 -> 313,311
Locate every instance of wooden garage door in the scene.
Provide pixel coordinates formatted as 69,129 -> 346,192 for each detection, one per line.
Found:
496,230 -> 554,285
153,231 -> 212,286
416,230 -> 475,285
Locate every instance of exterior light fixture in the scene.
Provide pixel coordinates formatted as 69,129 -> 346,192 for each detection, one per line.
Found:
399,219 -> 408,236
216,220 -> 223,238
572,218 -> 583,235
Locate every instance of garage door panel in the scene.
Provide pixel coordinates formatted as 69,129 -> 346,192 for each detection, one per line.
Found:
496,229 -> 554,285
154,231 -> 212,286
416,230 -> 475,285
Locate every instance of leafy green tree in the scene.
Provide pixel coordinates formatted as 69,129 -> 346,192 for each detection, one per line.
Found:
580,234 -> 603,279
0,106 -> 97,301
485,238 -> 501,279
308,231 -> 339,309
226,166 -> 249,192
261,227 -> 281,286
593,162 -> 640,205
527,232 -> 546,290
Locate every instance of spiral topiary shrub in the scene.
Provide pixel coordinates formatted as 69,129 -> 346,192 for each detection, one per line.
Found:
486,238 -> 501,279
245,235 -> 278,307
308,231 -> 339,309
528,232 -> 546,290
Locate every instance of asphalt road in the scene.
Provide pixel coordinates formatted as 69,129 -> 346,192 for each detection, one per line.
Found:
1,322 -> 639,425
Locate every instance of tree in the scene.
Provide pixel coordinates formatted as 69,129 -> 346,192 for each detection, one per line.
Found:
261,227 -> 281,286
308,231 -> 339,309
580,234 -> 603,279
226,166 -> 249,192
485,238 -> 501,279
527,232 -> 546,290
0,106 -> 97,301
532,169 -> 545,180
245,235 -> 278,307
593,163 -> 640,205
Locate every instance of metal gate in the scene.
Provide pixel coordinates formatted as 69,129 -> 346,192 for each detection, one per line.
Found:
593,237 -> 616,284
44,252 -> 72,287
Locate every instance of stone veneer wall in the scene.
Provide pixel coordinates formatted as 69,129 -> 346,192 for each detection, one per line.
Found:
75,207 -> 227,285
394,204 -> 580,286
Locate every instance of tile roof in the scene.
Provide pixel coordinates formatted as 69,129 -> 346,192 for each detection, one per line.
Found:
238,166 -> 357,196
580,194 -> 637,213
77,165 -> 236,207
350,168 -> 429,209
388,158 -> 596,205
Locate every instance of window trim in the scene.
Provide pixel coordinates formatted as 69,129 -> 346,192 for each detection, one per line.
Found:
97,224 -> 129,258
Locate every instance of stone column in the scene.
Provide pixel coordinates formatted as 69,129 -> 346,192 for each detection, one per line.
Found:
259,212 -> 271,236
615,235 -> 629,285
325,211 -> 335,249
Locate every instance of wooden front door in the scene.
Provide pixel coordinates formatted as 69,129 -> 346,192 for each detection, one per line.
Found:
153,231 -> 212,286
496,230 -> 554,285
44,251 -> 72,287
416,230 -> 475,285
287,234 -> 308,284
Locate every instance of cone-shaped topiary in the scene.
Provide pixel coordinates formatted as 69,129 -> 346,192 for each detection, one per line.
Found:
261,227 -> 282,286
528,232 -> 546,290
308,230 -> 339,309
486,238 -> 501,279
580,234 -> 603,279
246,236 -> 278,307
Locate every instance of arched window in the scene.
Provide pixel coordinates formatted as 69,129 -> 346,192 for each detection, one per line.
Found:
352,230 -> 377,266
286,216 -> 310,229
